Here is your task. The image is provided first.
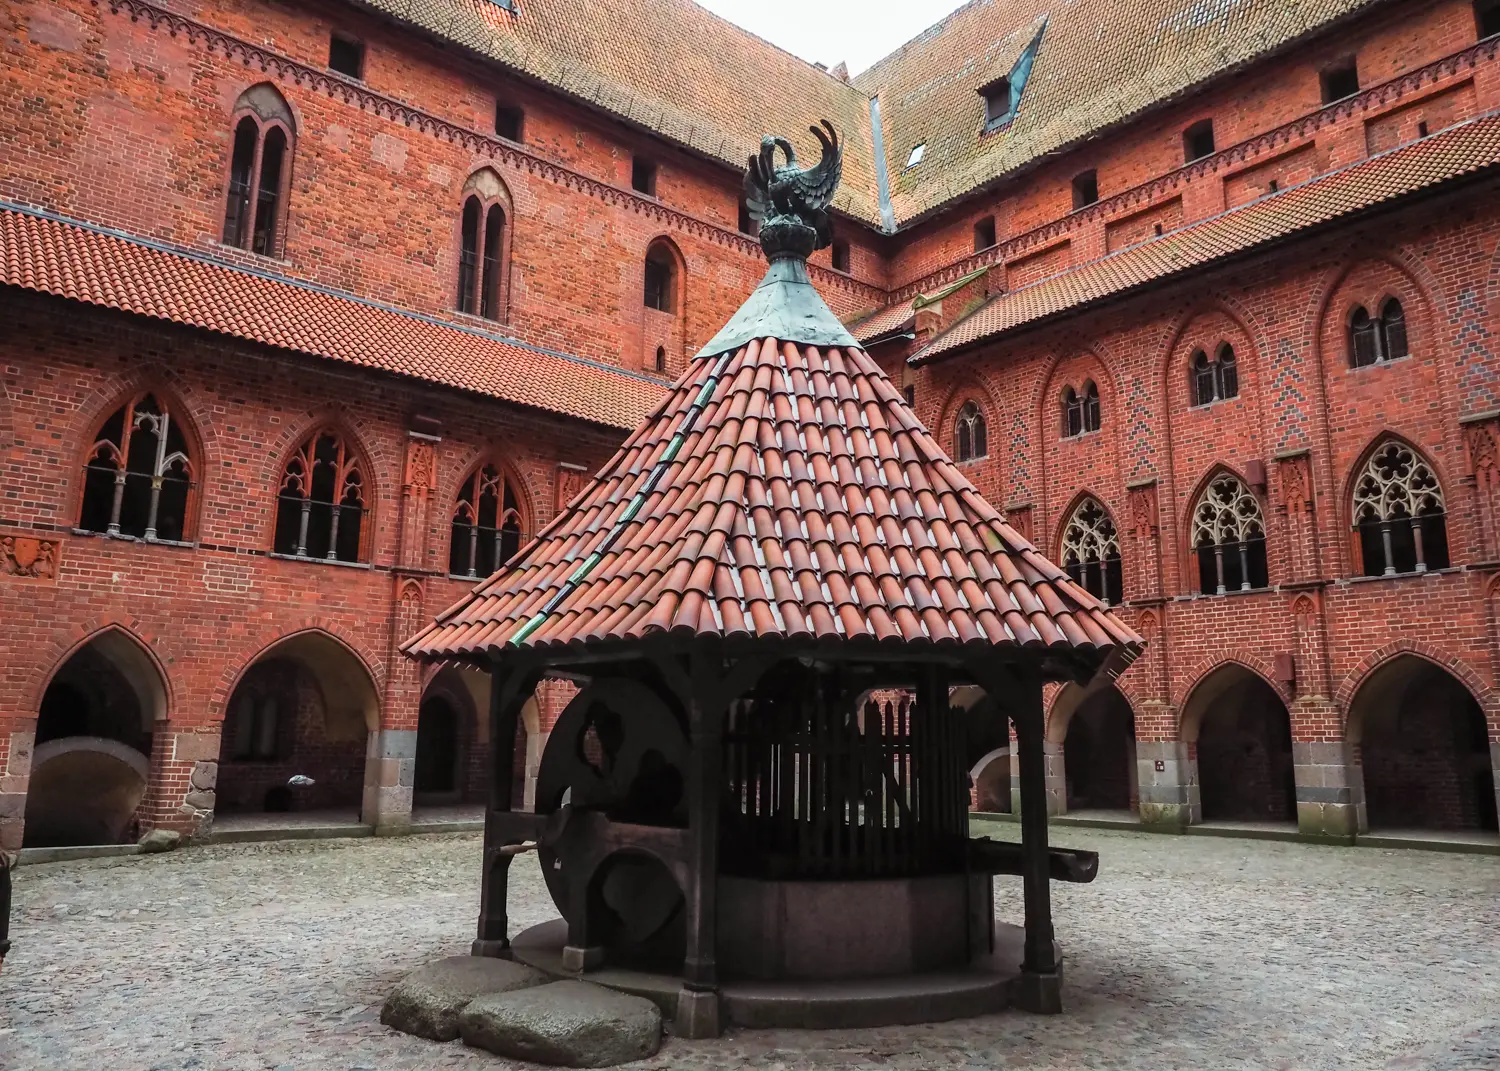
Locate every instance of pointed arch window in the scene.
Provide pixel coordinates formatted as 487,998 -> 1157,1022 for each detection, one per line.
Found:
79,393 -> 194,542
1191,344 -> 1239,406
451,463 -> 524,578
1061,497 -> 1123,605
458,194 -> 508,320
1192,473 -> 1268,594
955,401 -> 988,462
1063,380 -> 1101,438
222,86 -> 296,257
1350,299 -> 1409,367
644,243 -> 678,312
274,430 -> 367,562
1353,441 -> 1449,576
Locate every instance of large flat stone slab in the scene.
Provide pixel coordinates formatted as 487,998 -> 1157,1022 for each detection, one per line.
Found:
381,955 -> 548,1041
459,979 -> 662,1067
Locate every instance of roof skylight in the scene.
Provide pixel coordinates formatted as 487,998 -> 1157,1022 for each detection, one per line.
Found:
906,143 -> 926,168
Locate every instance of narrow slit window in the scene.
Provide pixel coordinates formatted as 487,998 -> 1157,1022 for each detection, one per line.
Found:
831,240 -> 851,273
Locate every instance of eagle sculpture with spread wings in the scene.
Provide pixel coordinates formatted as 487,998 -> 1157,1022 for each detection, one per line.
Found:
743,119 -> 842,258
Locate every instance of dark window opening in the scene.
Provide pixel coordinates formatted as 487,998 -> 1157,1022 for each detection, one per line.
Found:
222,105 -> 294,257
252,128 -> 286,256
494,104 -> 523,142
458,197 -> 481,315
274,430 -> 367,563
973,216 -> 997,251
1153,222 -> 1164,236
1190,344 -> 1239,406
655,346 -> 667,373
1183,119 -> 1215,162
955,401 -> 987,462
1192,474 -> 1268,594
1354,442 -> 1448,576
79,393 -> 194,542
1350,299 -> 1408,367
224,118 -> 258,249
1478,0 -> 1500,39
457,195 -> 506,321
1071,169 -> 1099,209
1062,381 -> 1101,438
1381,299 -> 1409,361
903,385 -> 916,407
1268,178 -> 1280,193
481,205 -> 504,320
644,247 -> 675,311
328,34 -> 365,79
982,82 -> 1012,131
831,240 -> 851,273
738,199 -> 757,235
450,463 -> 523,578
1061,498 -> 1123,606
1418,120 -> 1429,137
632,157 -> 657,196
1321,61 -> 1360,103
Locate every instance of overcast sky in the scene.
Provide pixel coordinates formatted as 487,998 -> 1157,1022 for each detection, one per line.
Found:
695,0 -> 970,77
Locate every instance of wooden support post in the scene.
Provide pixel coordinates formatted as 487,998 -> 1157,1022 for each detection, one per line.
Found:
678,651 -> 726,1038
474,659 -> 539,959
1012,667 -> 1062,1013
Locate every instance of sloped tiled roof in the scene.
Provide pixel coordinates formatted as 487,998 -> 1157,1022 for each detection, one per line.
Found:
405,328 -> 1143,661
856,0 -> 1384,223
0,204 -> 667,430
914,112 -> 1500,362
850,297 -> 918,342
355,0 -> 881,223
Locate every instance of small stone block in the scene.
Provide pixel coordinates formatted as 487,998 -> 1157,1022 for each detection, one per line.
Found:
459,980 -> 662,1067
562,944 -> 605,972
1012,970 -> 1063,1014
673,985 -> 720,1039
472,937 -> 512,959
137,829 -> 181,854
381,955 -> 548,1042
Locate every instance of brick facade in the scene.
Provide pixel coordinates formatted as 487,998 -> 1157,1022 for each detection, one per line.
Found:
2,0 -> 1500,849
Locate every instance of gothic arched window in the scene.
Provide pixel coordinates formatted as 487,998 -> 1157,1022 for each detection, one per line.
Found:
274,430 -> 368,562
457,189 -> 508,320
955,401 -> 987,462
1353,441 -> 1448,576
1191,344 -> 1239,406
1192,472 -> 1268,594
222,85 -> 296,257
1350,299 -> 1409,368
644,243 -> 678,312
1064,380 -> 1102,437
450,463 -> 524,578
79,393 -> 194,542
1061,497 -> 1123,605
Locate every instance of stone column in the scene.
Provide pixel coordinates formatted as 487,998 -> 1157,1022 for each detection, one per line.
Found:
0,727 -> 34,854
523,730 -> 547,812
1008,738 -> 1065,815
140,727 -> 222,840
1292,738 -> 1364,839
362,729 -> 416,832
1136,741 -> 1199,827
1491,740 -> 1500,833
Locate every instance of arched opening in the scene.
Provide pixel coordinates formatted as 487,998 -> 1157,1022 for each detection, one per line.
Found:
222,84 -> 296,258
1060,684 -> 1137,814
1185,665 -> 1295,823
414,694 -> 461,801
274,428 -> 369,563
79,392 -> 196,543
1352,656 -> 1497,833
954,685 -> 1010,813
215,632 -> 377,822
954,400 -> 987,462
24,630 -> 164,847
969,748 -> 1011,813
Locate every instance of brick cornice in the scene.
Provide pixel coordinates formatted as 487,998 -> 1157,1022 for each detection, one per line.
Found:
95,0 -> 886,306
890,35 -> 1500,302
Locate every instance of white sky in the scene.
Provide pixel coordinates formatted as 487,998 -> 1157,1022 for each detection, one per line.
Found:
694,0 -> 971,77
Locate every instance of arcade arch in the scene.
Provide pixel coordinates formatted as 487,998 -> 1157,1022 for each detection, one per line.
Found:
1051,681 -> 1136,813
1182,664 -> 1295,822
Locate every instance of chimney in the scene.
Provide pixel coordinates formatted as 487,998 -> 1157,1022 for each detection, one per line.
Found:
830,61 -> 850,83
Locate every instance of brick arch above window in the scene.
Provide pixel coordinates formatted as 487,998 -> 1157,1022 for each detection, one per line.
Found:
77,388 -> 202,544
221,83 -> 296,258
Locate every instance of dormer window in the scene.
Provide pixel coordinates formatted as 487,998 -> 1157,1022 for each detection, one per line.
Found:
1320,60 -> 1359,104
328,34 -> 365,79
1071,170 -> 1099,209
1183,119 -> 1215,162
906,143 -> 926,168
632,157 -> 657,196
982,81 -> 1013,131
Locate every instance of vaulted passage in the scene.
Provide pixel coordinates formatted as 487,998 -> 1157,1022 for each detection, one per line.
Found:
1354,657 -> 1497,832
415,668 -> 528,809
1189,667 -> 1296,823
1063,686 -> 1136,813
26,631 -> 162,847
216,633 -> 376,816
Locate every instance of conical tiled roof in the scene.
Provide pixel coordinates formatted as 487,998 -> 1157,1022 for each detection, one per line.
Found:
405,265 -> 1142,670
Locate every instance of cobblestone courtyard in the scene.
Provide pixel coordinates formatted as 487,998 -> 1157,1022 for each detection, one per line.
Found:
1,824 -> 1497,1070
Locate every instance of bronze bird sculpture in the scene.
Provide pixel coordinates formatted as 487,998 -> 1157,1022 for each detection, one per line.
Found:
743,119 -> 842,255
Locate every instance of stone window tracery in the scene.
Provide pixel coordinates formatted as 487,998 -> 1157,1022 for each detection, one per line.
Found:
79,393 -> 194,543
458,194 -> 508,320
1353,441 -> 1449,576
450,462 -> 523,578
955,401 -> 987,462
274,430 -> 368,562
1190,343 -> 1238,406
1349,298 -> 1409,368
1061,497 -> 1122,605
1192,472 -> 1268,594
222,85 -> 296,258
1063,380 -> 1101,438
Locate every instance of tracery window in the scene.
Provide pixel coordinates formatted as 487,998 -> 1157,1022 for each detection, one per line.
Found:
450,463 -> 523,578
222,85 -> 296,257
1349,299 -> 1409,368
955,401 -> 987,462
1192,473 -> 1268,594
458,194 -> 507,320
1353,441 -> 1449,576
1063,380 -> 1101,438
273,430 -> 367,563
1061,497 -> 1123,605
1190,344 -> 1239,406
79,393 -> 194,543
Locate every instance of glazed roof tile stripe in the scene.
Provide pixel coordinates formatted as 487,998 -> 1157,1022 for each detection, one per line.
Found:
0,204 -> 665,430
913,113 -> 1500,361
405,332 -> 1144,661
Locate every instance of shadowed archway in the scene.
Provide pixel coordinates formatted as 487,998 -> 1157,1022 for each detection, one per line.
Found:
1183,665 -> 1295,823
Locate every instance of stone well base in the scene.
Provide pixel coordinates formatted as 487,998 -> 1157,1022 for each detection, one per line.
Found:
511,917 -> 1039,1031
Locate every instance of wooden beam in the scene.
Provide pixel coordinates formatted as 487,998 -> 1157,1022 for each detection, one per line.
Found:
474,657 -> 542,958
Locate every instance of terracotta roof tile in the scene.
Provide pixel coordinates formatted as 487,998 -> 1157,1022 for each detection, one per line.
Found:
0,204 -> 665,430
405,330 -> 1142,665
914,113 -> 1500,361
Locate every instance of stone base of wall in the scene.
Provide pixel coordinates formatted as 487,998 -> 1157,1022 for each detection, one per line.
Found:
363,729 -> 416,829
1293,740 -> 1365,838
1136,741 -> 1199,827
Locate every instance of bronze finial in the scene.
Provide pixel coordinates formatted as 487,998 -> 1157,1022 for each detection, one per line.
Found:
743,120 -> 842,260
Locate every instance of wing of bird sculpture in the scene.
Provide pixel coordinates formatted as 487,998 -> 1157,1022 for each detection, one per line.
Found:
743,141 -> 773,224
788,120 -> 842,213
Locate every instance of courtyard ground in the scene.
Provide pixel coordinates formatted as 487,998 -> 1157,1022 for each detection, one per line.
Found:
0,823 -> 1496,1070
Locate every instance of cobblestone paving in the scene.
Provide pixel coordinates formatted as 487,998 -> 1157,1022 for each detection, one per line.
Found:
1,824 -> 1497,1070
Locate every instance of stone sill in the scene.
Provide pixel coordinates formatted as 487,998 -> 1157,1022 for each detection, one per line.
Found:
268,552 -> 372,571
70,528 -> 195,549
1339,566 -> 1460,586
